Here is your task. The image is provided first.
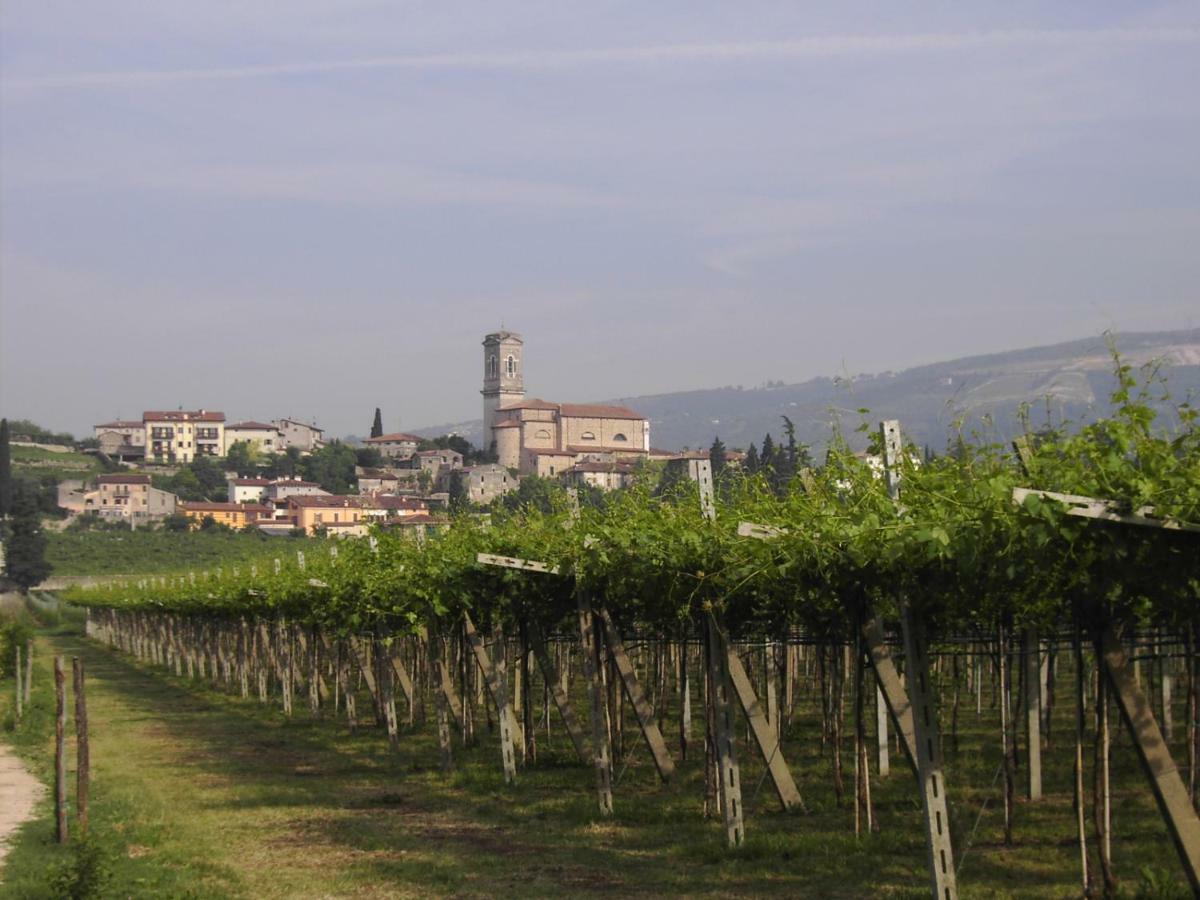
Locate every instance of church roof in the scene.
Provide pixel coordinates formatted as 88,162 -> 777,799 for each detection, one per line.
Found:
483,331 -> 523,343
560,403 -> 644,420
494,399 -> 645,420
364,432 -> 423,443
496,398 -> 558,411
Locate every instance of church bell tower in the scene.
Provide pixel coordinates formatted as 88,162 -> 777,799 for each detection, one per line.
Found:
482,331 -> 525,448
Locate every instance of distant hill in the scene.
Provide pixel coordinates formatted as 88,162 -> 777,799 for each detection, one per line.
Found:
413,329 -> 1200,454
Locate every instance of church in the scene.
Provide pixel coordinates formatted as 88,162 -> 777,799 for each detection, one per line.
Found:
482,331 -> 650,478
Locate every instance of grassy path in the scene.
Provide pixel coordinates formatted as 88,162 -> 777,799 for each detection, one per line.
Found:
1,629 -> 1193,897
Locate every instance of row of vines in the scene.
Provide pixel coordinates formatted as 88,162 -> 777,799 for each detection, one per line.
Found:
68,360 -> 1200,897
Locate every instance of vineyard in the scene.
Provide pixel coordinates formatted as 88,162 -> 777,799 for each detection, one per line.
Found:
65,363 -> 1200,898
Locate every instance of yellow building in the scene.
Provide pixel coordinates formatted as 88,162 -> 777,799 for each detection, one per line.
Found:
144,410 -> 226,463
178,501 -> 269,529
287,495 -> 366,535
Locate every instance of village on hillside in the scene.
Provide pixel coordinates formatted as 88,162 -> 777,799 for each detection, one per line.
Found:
29,331 -> 748,538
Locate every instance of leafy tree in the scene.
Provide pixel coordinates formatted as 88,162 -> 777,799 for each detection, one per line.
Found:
264,447 -> 302,480
300,441 -> 358,494
189,456 -> 229,499
370,408 -> 384,439
498,475 -> 562,514
225,440 -> 259,476
162,512 -> 191,532
355,447 -> 384,469
0,418 -> 11,518
3,481 -> 51,592
3,419 -> 75,446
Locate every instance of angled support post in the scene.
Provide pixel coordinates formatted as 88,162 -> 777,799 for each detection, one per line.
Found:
577,587 -> 614,815
1101,625 -> 1200,894
725,643 -> 805,811
462,612 -> 519,784
527,619 -> 589,764
706,615 -> 745,847
596,606 -> 675,782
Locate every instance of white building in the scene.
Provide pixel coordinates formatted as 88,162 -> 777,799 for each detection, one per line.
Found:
224,421 -> 284,455
273,419 -> 324,453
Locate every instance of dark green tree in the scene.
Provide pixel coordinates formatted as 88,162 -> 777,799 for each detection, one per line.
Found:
0,418 -> 11,518
225,440 -> 257,476
709,435 -> 727,482
370,408 -> 384,439
355,447 -> 384,469
447,470 -> 468,511
301,441 -> 358,493
499,475 -> 564,514
760,434 -> 777,475
188,456 -> 229,499
264,447 -> 303,480
3,481 -> 51,592
744,442 -> 760,476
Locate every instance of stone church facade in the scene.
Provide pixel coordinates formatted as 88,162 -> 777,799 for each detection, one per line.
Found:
482,330 -> 650,477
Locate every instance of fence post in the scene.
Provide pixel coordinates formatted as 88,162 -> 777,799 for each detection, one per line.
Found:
73,657 -> 90,836
54,656 -> 69,844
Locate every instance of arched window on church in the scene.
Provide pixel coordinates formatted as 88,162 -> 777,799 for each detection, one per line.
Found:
580,431 -> 596,441
535,429 -> 551,441
612,433 -> 628,442
487,355 -> 498,378
506,355 -> 516,378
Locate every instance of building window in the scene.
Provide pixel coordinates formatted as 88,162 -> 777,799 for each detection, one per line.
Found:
535,429 -> 551,440
612,433 -> 628,442
487,355 -> 498,378
505,355 -> 516,377
581,431 -> 596,441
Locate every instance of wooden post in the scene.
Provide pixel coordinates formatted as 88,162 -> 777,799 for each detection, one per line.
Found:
24,638 -> 33,706
876,685 -> 890,776
577,587 -> 614,815
1024,629 -> 1043,800
1100,625 -> 1200,894
725,643 -> 804,811
900,607 -> 957,900
706,617 -> 745,847
73,657 -> 90,837
13,645 -> 21,723
54,656 -> 68,844
462,613 -> 518,784
527,620 -> 589,764
861,617 -> 918,775
596,607 -> 675,782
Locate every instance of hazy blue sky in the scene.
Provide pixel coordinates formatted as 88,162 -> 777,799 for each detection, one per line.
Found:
2,2 -> 1198,439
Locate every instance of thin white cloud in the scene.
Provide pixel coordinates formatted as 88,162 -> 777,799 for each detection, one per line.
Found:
7,27 -> 1200,90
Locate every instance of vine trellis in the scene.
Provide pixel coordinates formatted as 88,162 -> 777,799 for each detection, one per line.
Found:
69,359 -> 1200,898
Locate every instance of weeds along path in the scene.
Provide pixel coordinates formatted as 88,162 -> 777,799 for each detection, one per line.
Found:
0,741 -> 42,881
5,634 -> 668,899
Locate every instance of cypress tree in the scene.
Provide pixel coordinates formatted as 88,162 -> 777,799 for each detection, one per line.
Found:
370,408 -> 384,439
744,442 -> 759,475
4,481 -> 51,593
0,418 -> 11,518
709,435 -> 727,482
760,434 -> 776,475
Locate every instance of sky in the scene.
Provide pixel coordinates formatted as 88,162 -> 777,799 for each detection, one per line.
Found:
2,2 -> 1198,439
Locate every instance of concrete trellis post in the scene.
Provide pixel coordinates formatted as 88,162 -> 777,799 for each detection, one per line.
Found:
881,419 -> 957,900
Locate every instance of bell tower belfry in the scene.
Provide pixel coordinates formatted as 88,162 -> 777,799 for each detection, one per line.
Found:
482,331 -> 525,448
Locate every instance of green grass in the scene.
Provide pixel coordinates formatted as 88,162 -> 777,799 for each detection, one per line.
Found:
45,529 -> 304,576
11,445 -> 104,481
0,615 -> 1194,897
